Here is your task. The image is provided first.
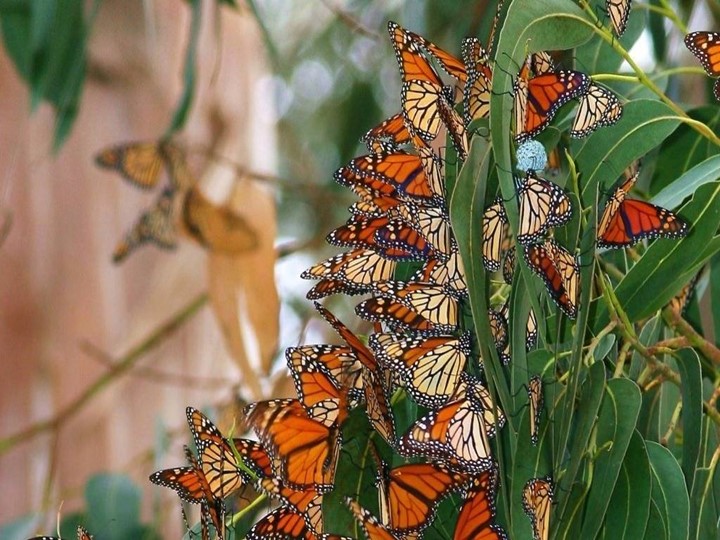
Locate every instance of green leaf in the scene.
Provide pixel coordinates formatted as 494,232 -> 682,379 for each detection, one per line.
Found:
643,500 -> 668,540
600,430 -> 651,540
629,316 -> 662,380
647,0 -> 667,62
690,464 -> 720,540
676,349 -> 703,491
580,378 -> 642,538
167,0 -> 201,135
647,441 -> 689,540
652,154 -> 720,210
85,473 -> 142,539
607,181 -> 720,322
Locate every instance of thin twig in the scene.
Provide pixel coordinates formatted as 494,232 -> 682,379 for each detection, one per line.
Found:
318,0 -> 382,40
663,307 -> 720,365
0,293 -> 208,455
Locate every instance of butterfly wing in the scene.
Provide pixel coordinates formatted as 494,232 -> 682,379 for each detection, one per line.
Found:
95,142 -> 164,189
453,472 -> 507,540
570,83 -> 623,138
522,477 -> 554,540
606,0 -> 632,36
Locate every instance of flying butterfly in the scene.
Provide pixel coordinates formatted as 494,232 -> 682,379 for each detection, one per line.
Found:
112,187 -> 177,263
453,471 -> 507,540
516,172 -> 572,245
597,166 -> 688,248
259,477 -> 325,535
524,239 -> 579,319
482,197 -> 510,272
685,31 -> 720,100
388,21 -> 469,160
570,83 -> 623,138
514,60 -> 590,143
523,477 -> 554,540
369,332 -> 470,408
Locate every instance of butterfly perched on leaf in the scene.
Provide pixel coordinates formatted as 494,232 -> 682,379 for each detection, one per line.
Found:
685,31 -> 720,101
597,165 -> 688,248
523,477 -> 554,540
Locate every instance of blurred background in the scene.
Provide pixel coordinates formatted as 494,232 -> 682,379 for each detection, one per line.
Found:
0,0 -> 492,537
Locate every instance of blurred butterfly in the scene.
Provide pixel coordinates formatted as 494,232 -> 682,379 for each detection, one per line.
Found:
29,526 -> 92,540
606,0 -> 631,36
314,302 -> 396,446
527,375 -> 544,445
388,21 -> 468,160
514,60 -> 590,143
685,31 -> 720,100
242,398 -> 342,492
112,187 -> 177,263
525,239 -> 579,319
667,268 -> 704,315
570,83 -> 623,138
346,498 -> 401,540
362,112 -> 412,153
370,332 -> 470,408
482,197 -> 510,271
462,37 -> 493,124
516,172 -> 572,245
502,246 -> 516,284
259,477 -> 324,534
523,477 -> 554,540
246,505 -> 352,540
399,373 -> 504,472
453,471 -> 507,540
597,166 -> 688,248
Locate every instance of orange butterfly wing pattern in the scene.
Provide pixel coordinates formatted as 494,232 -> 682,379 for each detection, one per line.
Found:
523,477 -> 554,540
685,31 -> 720,99
524,239 -> 579,319
607,0 -> 632,36
346,498 -> 402,540
453,472 -> 507,540
570,83 -> 623,138
362,112 -> 413,152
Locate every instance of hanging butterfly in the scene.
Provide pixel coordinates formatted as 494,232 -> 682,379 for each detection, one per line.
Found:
496,303 -> 538,362
527,375 -> 544,445
242,399 -> 342,492
402,26 -> 467,83
606,0 -> 632,37
513,60 -> 590,143
667,268 -> 704,315
524,239 -> 579,319
362,112 -> 413,153
597,166 -> 688,248
304,279 -> 366,300
373,281 -> 460,333
348,183 -> 405,214
685,32 -> 720,101
314,302 -> 396,446
482,197 -> 510,271
388,22 -> 469,160
369,332 -> 470,408
411,243 -> 468,297
462,37 -> 493,124
488,307 -> 510,364
398,373 -> 504,472
346,498 -> 402,540
348,152 -> 443,204
523,477 -> 554,540
113,187 -> 177,263
502,246 -> 516,285
246,505 -> 352,540
410,132 -> 448,202
29,526 -> 93,540
453,471 -> 507,540
570,83 -> 623,138
516,172 -> 573,245
334,165 -> 404,201
302,249 -> 397,292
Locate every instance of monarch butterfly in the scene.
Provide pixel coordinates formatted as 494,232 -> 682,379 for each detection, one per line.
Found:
304,278 -> 365,300
516,172 -> 573,245
242,399 -> 341,492
286,344 -> 364,407
349,200 -> 385,218
488,307 -> 510,364
349,184 -> 405,214
286,347 -> 350,428
246,505 -> 352,540
514,63 -> 590,143
356,296 -> 437,334
181,186 -> 258,254
496,303 -> 538,361
334,166 -> 403,201
396,203 -> 453,255
362,112 -> 413,153
95,140 -> 192,189
369,332 -> 470,408
373,281 -> 460,333
302,249 -> 397,290
597,167 -> 688,248
685,31 -> 720,100
667,268 -> 704,315
570,83 -> 623,138
527,376 -> 544,445
29,526 -> 93,540
412,244 -> 468,297
401,26 -> 467,83
378,462 -> 470,534
346,498 -> 401,540
410,132 -> 448,202
314,302 -> 396,445
502,246 -> 516,285
374,218 -> 436,260
606,0 -> 631,36
231,438 -> 274,479
348,152 -> 442,204
326,215 -> 419,261
523,477 -> 554,540
482,197 -> 510,271
388,22 -> 469,160
112,187 -> 177,262
399,373 -> 504,472
259,477 -> 324,534
453,471 -> 507,540
462,37 -> 493,124
524,239 -> 579,319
